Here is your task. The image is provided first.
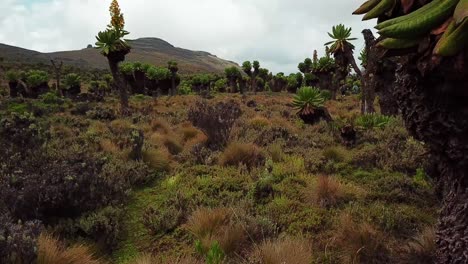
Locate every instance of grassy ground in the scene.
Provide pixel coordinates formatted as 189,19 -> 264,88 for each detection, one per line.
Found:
1,92 -> 438,263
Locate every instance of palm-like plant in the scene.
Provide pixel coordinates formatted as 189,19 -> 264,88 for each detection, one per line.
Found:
292,87 -> 325,115
95,29 -> 130,57
95,0 -> 131,114
325,24 -> 357,54
325,24 -> 362,100
167,61 -> 179,96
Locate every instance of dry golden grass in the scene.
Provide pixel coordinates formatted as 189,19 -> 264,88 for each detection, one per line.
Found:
179,125 -> 201,142
249,116 -> 271,129
186,207 -> 231,239
87,121 -> 110,135
150,119 -> 171,134
99,138 -> 120,155
132,254 -> 202,264
306,175 -> 344,208
403,226 -> 436,264
268,143 -> 284,163
219,143 -> 264,170
109,119 -> 134,135
162,136 -> 184,155
249,238 -> 313,264
142,148 -> 171,172
186,207 -> 247,255
37,234 -> 104,264
334,213 -> 389,264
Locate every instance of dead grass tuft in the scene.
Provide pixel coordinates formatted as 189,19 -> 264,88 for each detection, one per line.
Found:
307,175 -> 344,208
249,238 -> 313,264
219,143 -> 265,170
249,116 -> 271,129
186,207 -> 247,256
150,119 -> 171,134
37,233 -> 104,264
334,213 -> 389,264
403,226 -> 436,264
142,148 -> 171,172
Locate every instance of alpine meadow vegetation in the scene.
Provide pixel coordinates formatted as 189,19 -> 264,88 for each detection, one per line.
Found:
0,0 -> 466,263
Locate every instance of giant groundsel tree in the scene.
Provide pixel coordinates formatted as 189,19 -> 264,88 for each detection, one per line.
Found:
354,0 -> 467,262
95,0 -> 131,114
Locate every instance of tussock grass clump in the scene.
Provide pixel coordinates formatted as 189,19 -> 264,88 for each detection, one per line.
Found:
179,123 -> 200,142
268,143 -> 284,162
150,119 -> 171,134
37,234 -> 104,264
403,227 -> 436,264
109,119 -> 133,134
322,146 -> 350,163
334,214 -> 389,264
249,238 -> 313,264
219,143 -> 265,170
186,207 -> 247,256
99,138 -> 120,155
249,116 -> 271,129
306,175 -> 344,208
132,254 -> 201,264
142,148 -> 171,172
162,136 -> 183,155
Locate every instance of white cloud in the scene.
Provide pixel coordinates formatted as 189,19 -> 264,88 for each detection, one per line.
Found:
0,0 -> 377,73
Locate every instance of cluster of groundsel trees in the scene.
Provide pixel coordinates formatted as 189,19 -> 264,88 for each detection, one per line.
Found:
354,0 -> 467,263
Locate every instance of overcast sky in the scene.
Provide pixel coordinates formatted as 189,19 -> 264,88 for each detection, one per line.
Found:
0,0 -> 376,73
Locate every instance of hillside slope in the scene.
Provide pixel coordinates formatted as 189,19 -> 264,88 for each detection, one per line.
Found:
0,38 -> 238,74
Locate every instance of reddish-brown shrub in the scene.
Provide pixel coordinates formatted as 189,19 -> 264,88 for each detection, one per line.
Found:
188,100 -> 242,150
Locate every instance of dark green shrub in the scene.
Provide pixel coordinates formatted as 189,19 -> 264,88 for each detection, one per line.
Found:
25,70 -> 49,88
77,206 -> 124,248
188,100 -> 242,150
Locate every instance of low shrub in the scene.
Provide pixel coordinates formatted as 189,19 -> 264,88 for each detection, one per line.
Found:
142,206 -> 183,236
322,145 -> 350,163
77,206 -> 124,249
0,215 -> 43,264
219,143 -> 265,170
188,100 -> 242,150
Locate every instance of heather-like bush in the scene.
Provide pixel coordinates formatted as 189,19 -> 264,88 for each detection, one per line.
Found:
0,214 -> 43,264
77,206 -> 124,249
188,100 -> 242,150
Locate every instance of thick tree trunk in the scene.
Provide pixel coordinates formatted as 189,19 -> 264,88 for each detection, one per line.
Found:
171,75 -> 176,96
394,52 -> 468,264
108,58 -> 128,114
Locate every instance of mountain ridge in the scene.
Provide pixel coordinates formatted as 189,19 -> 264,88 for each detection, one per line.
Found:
0,38 -> 239,74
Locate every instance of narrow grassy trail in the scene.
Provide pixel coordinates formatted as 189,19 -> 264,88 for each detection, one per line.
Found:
113,186 -> 159,263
